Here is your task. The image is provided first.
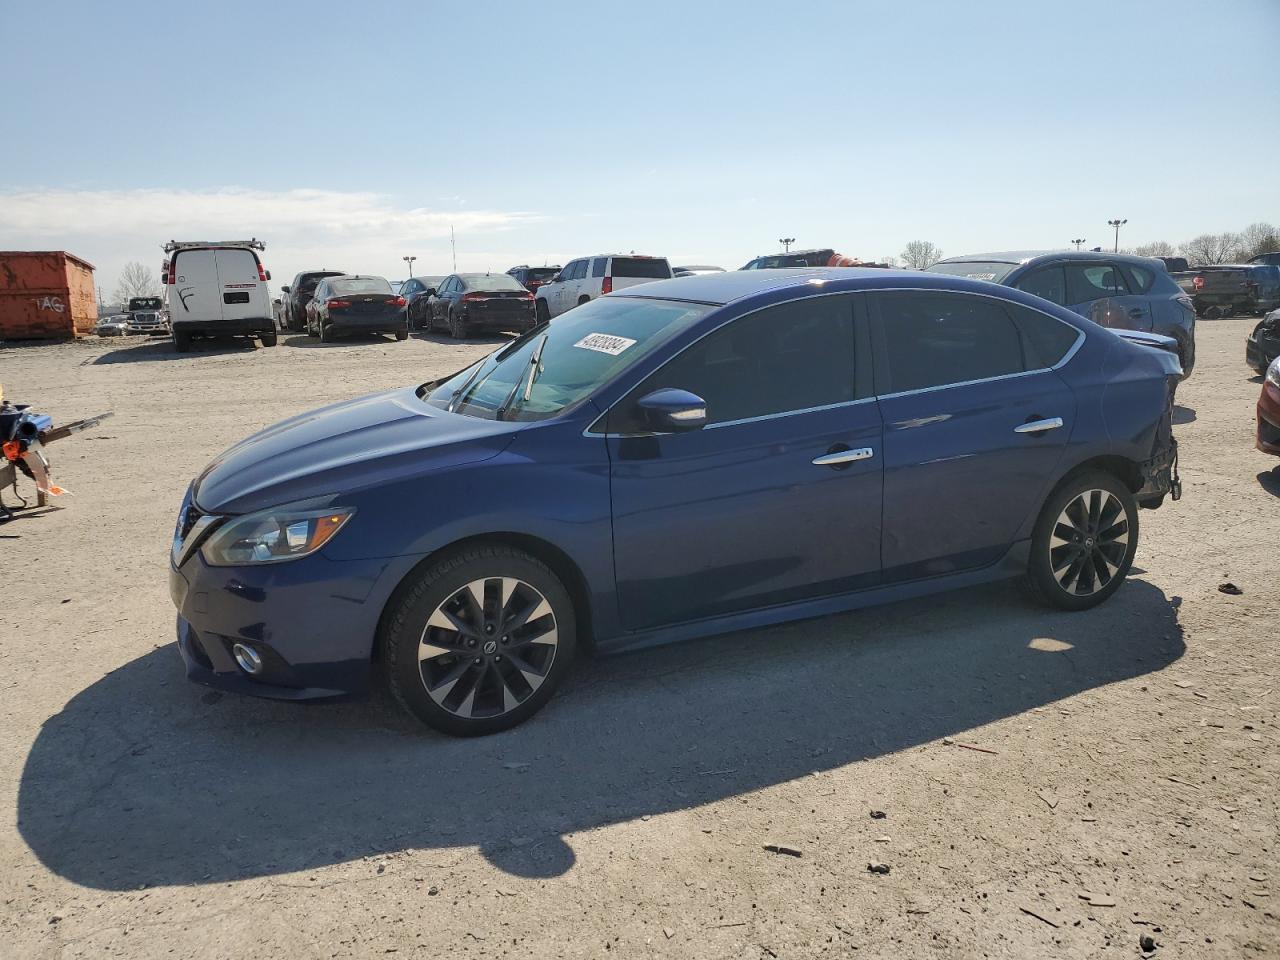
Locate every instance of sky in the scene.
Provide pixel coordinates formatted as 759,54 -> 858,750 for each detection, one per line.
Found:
1,0 -> 1277,299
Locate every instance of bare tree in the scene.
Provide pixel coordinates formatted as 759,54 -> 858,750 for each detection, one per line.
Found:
1130,240 -> 1176,258
112,261 -> 159,304
1180,233 -> 1242,266
900,240 -> 943,270
1238,221 -> 1280,260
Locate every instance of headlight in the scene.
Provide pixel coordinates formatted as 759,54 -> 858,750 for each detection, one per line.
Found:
1268,358 -> 1280,389
200,504 -> 355,566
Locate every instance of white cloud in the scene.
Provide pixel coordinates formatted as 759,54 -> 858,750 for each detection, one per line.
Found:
0,187 -> 544,295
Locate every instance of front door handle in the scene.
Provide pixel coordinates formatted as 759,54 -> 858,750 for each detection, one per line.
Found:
812,446 -> 874,466
1014,417 -> 1064,434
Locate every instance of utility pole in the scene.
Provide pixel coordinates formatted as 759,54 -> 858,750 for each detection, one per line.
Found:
1107,219 -> 1127,253
402,255 -> 416,279
451,225 -> 457,272
1071,238 -> 1086,251
779,237 -> 795,252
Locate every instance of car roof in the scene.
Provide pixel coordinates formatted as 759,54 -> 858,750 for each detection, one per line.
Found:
409,274 -> 446,282
327,274 -> 388,282
937,250 -> 1159,267
748,248 -> 833,258
614,267 -> 1023,306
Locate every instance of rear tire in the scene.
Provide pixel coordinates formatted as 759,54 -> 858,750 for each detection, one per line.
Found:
382,544 -> 578,736
173,330 -> 190,353
577,295 -> 590,307
449,310 -> 468,339
260,331 -> 278,347
395,326 -> 409,341
1025,470 -> 1138,611
319,319 -> 334,343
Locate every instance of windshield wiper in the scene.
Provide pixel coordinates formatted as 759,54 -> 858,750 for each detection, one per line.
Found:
497,333 -> 548,421
447,360 -> 488,413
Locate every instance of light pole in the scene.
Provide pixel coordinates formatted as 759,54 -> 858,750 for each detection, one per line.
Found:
779,237 -> 795,253
1071,238 -> 1086,251
1107,219 -> 1127,253
402,255 -> 416,279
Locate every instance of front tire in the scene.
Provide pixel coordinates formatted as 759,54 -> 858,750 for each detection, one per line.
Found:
1026,470 -> 1138,610
383,544 -> 577,736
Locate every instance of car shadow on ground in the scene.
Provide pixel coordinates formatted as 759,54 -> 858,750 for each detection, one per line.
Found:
1258,468 -> 1280,497
90,337 -> 255,364
413,330 -> 515,347
1173,404 -> 1196,425
282,332 -> 404,348
18,579 -> 1184,889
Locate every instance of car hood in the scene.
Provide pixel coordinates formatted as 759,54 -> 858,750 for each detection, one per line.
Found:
194,386 -> 518,515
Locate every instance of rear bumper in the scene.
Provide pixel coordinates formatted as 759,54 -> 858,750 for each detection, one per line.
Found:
461,308 -> 536,331
173,317 -> 274,336
327,314 -> 406,332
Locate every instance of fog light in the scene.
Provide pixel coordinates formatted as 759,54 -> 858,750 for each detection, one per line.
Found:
232,642 -> 263,675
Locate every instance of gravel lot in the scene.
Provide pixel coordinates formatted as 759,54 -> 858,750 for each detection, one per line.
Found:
1,320 -> 1276,959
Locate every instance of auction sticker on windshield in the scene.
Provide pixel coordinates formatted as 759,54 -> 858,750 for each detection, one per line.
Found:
574,333 -> 637,356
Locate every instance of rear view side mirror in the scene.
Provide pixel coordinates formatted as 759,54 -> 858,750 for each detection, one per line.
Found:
425,288 -> 436,297
265,270 -> 272,281
281,285 -> 291,293
636,388 -> 707,432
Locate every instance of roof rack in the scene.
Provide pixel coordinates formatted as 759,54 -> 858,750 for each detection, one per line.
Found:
163,238 -> 266,252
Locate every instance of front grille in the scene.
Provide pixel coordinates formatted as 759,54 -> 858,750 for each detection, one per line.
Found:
179,504 -> 203,541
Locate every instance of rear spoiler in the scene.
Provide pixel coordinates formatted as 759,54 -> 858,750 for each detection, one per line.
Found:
164,238 -> 265,252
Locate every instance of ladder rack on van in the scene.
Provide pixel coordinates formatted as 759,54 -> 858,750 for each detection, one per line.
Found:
163,239 -> 266,253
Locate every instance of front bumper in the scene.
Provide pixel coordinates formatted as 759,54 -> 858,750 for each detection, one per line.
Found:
170,546 -> 418,700
1247,321 -> 1280,375
1258,380 -> 1280,457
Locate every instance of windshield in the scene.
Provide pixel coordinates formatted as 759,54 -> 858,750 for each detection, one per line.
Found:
924,261 -> 1018,283
331,277 -> 393,294
129,297 -> 162,310
462,274 -> 526,292
425,296 -> 714,422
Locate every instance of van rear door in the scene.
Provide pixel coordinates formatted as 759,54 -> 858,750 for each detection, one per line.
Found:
171,250 -> 222,323
214,249 -> 266,323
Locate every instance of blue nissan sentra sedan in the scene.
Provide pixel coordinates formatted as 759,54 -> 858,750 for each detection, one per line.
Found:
170,268 -> 1182,735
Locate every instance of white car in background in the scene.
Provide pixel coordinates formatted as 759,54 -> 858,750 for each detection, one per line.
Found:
534,254 -> 672,322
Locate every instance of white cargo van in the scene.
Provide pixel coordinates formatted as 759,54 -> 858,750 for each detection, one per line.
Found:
162,239 -> 277,351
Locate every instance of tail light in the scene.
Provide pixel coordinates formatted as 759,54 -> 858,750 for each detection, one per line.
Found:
163,261 -> 174,284
462,293 -> 487,302
256,260 -> 268,282
519,293 -> 534,300
389,296 -> 407,307
1193,276 -> 1204,292
327,298 -> 352,308
601,276 -> 613,295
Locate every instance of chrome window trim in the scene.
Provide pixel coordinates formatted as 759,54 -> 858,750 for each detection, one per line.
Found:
582,285 -> 1085,437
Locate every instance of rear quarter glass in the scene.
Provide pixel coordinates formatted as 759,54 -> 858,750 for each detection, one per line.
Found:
611,257 -> 672,279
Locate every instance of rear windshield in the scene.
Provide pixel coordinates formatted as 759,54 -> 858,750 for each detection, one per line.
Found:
925,261 -> 1018,283
526,268 -> 559,282
462,274 -> 526,292
743,251 -> 833,269
611,257 -> 671,279
128,297 -> 162,310
331,277 -> 392,294
300,272 -> 344,293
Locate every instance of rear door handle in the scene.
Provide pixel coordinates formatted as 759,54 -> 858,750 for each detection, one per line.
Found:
812,447 -> 874,466
1014,417 -> 1064,434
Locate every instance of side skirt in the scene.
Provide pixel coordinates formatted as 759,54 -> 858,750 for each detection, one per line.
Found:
598,540 -> 1031,657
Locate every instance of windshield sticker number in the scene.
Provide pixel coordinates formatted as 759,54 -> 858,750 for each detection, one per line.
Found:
966,272 -> 997,281
574,333 -> 637,356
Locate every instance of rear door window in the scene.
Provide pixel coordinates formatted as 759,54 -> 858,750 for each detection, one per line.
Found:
611,257 -> 671,279
1014,265 -> 1067,306
873,292 -> 1026,394
1065,263 -> 1129,304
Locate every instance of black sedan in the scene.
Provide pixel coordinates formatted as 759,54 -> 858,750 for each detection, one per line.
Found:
401,276 -> 446,330
306,275 -> 408,342
1248,308 -> 1280,375
426,273 -> 537,339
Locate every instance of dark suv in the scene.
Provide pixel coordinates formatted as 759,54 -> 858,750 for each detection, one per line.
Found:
280,270 -> 346,331
506,265 -> 562,293
928,250 -> 1197,377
